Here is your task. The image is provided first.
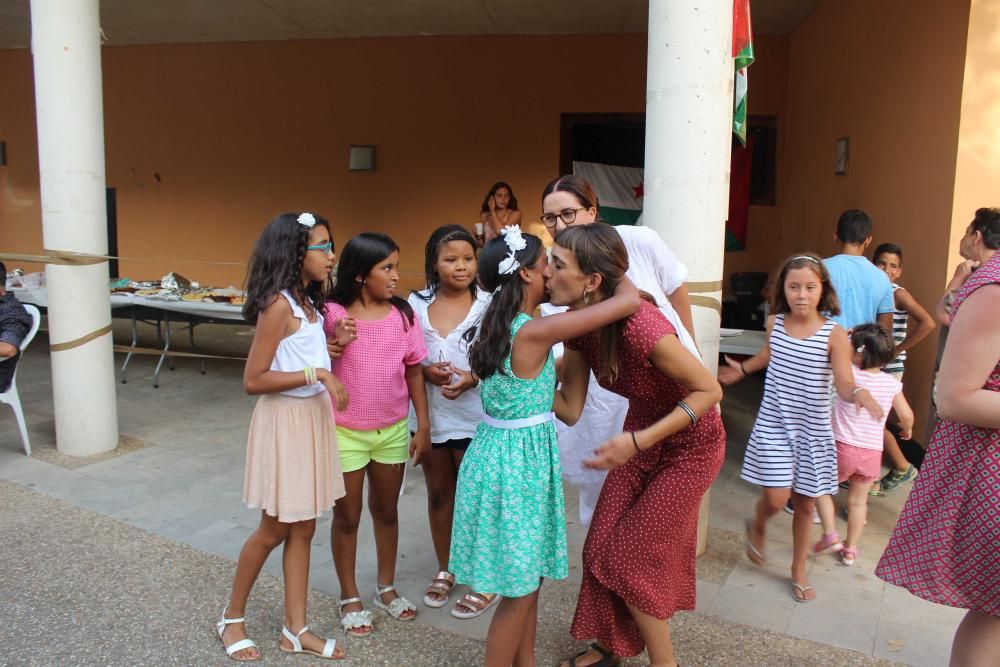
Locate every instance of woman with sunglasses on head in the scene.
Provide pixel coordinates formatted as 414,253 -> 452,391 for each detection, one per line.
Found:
538,174 -> 701,527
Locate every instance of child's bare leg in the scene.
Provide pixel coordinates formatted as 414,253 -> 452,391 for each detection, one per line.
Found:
845,480 -> 872,549
367,461 -> 415,618
627,602 -> 677,667
423,446 -> 459,574
332,468 -> 372,631
280,519 -> 346,657
485,590 -> 539,667
512,581 -> 541,667
749,487 -> 790,554
790,492 -> 817,601
883,428 -> 909,473
815,494 -> 838,536
224,513 -> 289,660
951,610 -> 1000,667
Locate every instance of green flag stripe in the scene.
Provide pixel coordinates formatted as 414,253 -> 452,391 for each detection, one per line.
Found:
600,207 -> 642,227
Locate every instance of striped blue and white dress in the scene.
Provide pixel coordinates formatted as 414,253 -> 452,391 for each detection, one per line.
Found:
741,314 -> 838,497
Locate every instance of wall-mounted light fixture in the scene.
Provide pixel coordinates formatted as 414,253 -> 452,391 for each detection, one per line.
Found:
0,141 -> 6,166
349,145 -> 376,172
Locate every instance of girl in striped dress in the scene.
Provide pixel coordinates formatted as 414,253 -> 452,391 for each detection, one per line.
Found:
719,253 -> 883,602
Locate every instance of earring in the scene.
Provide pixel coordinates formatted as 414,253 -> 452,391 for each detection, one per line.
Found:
583,290 -> 591,306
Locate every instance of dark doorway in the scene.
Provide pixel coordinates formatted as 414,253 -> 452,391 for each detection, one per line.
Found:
559,113 -> 646,175
106,187 -> 118,279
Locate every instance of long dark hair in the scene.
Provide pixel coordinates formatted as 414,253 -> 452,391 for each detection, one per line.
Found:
467,231 -> 543,380
480,181 -> 519,213
329,232 -> 414,327
414,224 -> 479,302
243,212 -> 330,324
554,223 -> 634,383
770,252 -> 841,316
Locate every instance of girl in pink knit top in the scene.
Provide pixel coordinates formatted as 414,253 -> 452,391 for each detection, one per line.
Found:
323,232 -> 430,637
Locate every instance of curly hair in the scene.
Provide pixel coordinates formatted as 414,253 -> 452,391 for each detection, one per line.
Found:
243,212 -> 330,324
466,232 -> 544,380
329,232 -> 414,328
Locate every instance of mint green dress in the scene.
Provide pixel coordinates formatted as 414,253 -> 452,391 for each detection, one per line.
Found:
449,313 -> 569,597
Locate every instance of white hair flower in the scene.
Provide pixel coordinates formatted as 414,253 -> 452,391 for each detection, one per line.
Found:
297,212 -> 316,228
497,253 -> 521,276
500,225 -> 527,251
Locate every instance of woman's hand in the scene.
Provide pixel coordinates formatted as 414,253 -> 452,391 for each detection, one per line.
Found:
423,362 -> 452,387
853,388 -> 884,421
410,428 -> 431,466
333,316 -> 357,346
318,369 -> 349,411
718,355 -> 745,385
583,432 -> 638,470
441,365 -> 477,399
488,195 -> 496,214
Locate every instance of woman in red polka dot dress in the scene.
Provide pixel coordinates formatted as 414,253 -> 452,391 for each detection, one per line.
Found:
547,224 -> 726,667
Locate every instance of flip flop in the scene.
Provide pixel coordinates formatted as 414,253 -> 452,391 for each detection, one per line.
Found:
744,518 -> 766,565
791,582 -> 815,603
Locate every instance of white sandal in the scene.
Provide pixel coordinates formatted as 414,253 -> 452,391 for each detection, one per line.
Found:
216,606 -> 260,662
423,570 -> 456,608
373,583 -> 417,621
280,625 -> 343,660
451,591 -> 501,619
338,597 -> 374,637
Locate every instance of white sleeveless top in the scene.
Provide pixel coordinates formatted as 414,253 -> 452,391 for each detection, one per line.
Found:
272,290 -> 330,398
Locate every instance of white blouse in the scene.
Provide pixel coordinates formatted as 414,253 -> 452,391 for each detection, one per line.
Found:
272,290 -> 330,398
407,287 -> 491,442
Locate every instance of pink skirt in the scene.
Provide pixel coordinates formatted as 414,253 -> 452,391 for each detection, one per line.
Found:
244,392 -> 346,523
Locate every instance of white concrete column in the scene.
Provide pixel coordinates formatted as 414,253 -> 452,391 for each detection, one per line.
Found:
31,0 -> 118,456
643,0 -> 733,553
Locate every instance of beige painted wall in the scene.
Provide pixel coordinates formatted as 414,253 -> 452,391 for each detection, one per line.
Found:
2,33 -> 793,293
948,0 -> 1000,265
780,0 -> 971,436
2,34 -> 653,291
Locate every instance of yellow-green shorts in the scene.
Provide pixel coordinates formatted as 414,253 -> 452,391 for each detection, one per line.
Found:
336,418 -> 409,473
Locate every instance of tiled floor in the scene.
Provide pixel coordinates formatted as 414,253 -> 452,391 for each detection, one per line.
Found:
0,321 -> 965,664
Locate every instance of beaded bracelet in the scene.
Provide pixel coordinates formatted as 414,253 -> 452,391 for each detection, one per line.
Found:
304,367 -> 318,385
677,400 -> 698,425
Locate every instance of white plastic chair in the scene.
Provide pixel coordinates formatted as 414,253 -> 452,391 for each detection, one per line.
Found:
0,304 -> 41,456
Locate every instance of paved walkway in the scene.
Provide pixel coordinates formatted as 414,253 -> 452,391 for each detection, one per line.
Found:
0,322 -> 964,665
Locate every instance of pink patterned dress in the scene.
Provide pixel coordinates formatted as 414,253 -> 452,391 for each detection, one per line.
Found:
875,251 -> 1000,615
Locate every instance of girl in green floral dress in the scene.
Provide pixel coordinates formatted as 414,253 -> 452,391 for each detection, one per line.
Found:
449,225 -> 640,666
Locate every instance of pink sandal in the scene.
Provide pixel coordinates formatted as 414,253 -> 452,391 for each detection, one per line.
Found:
840,547 -> 858,566
812,531 -> 843,556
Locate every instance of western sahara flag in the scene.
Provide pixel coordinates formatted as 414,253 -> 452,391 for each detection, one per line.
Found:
733,0 -> 754,145
571,161 -> 643,226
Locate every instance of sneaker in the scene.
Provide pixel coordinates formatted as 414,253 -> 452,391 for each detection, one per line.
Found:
879,465 -> 917,492
838,481 -> 850,490
783,499 -> 821,524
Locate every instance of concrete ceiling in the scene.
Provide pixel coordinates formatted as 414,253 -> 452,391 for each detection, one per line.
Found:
0,0 -> 820,49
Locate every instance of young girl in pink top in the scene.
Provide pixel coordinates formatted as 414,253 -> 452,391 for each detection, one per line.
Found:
323,232 -> 430,637
814,323 -> 913,565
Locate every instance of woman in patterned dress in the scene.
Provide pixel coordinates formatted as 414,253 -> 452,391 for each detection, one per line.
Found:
448,226 -> 640,666
547,224 -> 726,667
876,210 -> 1000,664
